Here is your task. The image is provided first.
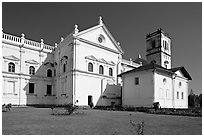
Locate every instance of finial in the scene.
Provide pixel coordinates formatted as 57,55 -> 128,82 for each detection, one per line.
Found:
140,62 -> 143,66
61,37 -> 64,42
74,24 -> 79,34
117,42 -> 120,45
75,24 -> 78,30
55,43 -> 58,48
21,33 -> 25,38
40,39 -> 44,50
130,58 -> 132,61
138,54 -> 141,58
98,16 -> 103,25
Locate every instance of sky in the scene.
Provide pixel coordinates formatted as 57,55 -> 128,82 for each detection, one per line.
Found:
2,2 -> 202,94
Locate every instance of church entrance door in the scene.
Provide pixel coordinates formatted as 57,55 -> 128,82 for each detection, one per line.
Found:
88,95 -> 93,105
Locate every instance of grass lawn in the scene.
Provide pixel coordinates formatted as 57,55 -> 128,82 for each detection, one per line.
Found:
2,107 -> 202,135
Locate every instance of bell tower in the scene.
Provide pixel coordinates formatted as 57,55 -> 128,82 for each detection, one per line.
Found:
146,28 -> 171,69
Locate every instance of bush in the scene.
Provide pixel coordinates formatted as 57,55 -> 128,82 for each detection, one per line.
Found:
2,103 -> 12,112
64,103 -> 78,115
51,103 -> 78,115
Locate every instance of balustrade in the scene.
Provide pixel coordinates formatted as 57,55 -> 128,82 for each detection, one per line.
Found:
2,33 -> 21,43
2,32 -> 54,51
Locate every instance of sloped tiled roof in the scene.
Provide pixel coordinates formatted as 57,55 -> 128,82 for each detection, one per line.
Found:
118,62 -> 171,77
118,62 -> 192,80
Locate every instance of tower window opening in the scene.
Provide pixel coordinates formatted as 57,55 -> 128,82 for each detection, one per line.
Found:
151,40 -> 156,49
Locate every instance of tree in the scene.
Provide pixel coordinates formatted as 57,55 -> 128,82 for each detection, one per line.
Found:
198,94 -> 202,107
188,89 -> 202,108
188,89 -> 195,108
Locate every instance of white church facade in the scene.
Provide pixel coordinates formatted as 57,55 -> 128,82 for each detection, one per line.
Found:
2,17 -> 191,108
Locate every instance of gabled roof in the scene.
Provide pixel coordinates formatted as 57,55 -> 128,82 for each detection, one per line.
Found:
73,23 -> 124,54
102,24 -> 124,54
118,62 -> 173,77
118,63 -> 192,80
3,55 -> 20,61
25,59 -> 39,65
170,66 -> 192,80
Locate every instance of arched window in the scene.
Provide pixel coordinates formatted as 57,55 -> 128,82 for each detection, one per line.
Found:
88,62 -> 93,72
163,78 -> 167,84
29,66 -> 35,75
99,65 -> 104,75
63,63 -> 66,73
47,69 -> 52,77
179,82 -> 182,87
109,68 -> 113,76
8,62 -> 15,72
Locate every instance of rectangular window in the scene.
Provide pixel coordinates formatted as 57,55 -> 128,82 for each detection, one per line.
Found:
177,91 -> 179,99
135,77 -> 139,85
181,92 -> 184,99
47,85 -> 52,95
29,83 -> 35,94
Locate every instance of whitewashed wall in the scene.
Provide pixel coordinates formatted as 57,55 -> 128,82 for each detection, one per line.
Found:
122,70 -> 154,107
173,70 -> 188,108
2,33 -> 54,105
154,71 -> 173,108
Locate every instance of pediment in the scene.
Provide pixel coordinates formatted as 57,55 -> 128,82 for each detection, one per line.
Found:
25,59 -> 39,65
170,66 -> 192,80
98,58 -> 108,64
3,55 -> 20,61
74,24 -> 123,54
44,62 -> 54,67
108,61 -> 116,66
175,70 -> 184,77
85,55 -> 97,61
85,55 -> 115,66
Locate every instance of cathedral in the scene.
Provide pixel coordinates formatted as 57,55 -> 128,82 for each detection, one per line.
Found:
2,17 -> 191,108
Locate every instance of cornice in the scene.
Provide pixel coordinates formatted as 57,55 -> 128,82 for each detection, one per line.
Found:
73,69 -> 115,80
74,36 -> 120,54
